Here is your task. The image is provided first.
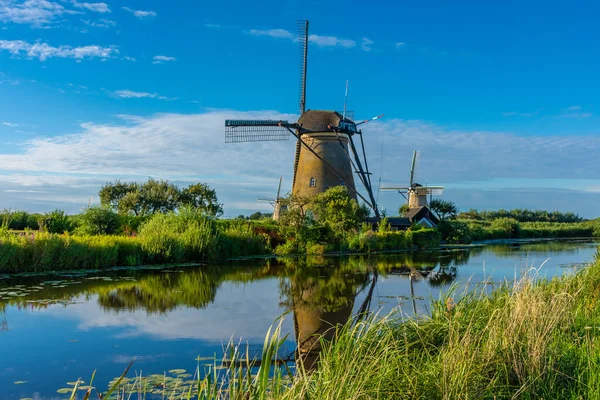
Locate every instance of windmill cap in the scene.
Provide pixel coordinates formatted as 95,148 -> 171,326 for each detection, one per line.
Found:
298,110 -> 354,131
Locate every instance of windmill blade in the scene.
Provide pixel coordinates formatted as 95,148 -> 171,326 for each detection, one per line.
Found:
297,20 -> 308,115
355,114 -> 384,126
258,198 -> 276,202
380,186 -> 411,191
225,120 -> 292,143
276,176 -> 283,200
408,150 -> 418,186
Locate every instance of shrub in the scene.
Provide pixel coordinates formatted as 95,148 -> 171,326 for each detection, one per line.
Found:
77,206 -> 121,235
38,209 -> 72,234
437,220 -> 472,244
411,228 -> 441,249
490,217 -> 521,238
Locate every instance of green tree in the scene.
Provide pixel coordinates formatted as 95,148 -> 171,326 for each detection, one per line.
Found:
38,209 -> 72,234
398,203 -> 410,216
429,199 -> 458,220
311,186 -> 369,237
180,183 -> 223,217
99,179 -> 222,217
78,206 -> 121,235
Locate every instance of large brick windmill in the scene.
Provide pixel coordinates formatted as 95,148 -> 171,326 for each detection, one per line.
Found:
225,21 -> 382,219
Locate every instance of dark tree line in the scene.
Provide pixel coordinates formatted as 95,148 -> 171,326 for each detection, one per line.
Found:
457,208 -> 582,223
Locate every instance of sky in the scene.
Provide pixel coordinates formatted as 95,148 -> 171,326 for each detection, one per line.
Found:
0,0 -> 599,217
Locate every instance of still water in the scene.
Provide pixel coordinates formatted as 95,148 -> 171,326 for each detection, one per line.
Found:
0,241 -> 597,398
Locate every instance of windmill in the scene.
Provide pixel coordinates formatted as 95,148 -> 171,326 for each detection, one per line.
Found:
258,176 -> 287,221
225,20 -> 382,219
380,150 -> 444,209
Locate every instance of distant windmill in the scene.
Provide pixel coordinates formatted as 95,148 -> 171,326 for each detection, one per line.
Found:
225,20 -> 382,219
258,176 -> 287,221
380,151 -> 444,209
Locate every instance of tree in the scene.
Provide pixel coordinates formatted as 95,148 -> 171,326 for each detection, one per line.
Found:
78,206 -> 121,235
180,183 -> 223,217
99,179 -> 222,217
429,199 -> 458,220
398,203 -> 410,216
311,186 -> 369,237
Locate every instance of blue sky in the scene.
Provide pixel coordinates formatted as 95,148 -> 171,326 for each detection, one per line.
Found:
0,0 -> 599,217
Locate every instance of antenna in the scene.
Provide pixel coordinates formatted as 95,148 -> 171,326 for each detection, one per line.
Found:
343,80 -> 348,120
297,20 -> 309,115
409,150 -> 418,186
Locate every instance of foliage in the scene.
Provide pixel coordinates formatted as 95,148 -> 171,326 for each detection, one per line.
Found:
0,209 -> 41,230
457,208 -> 583,223
398,203 -> 410,216
311,186 -> 369,238
77,206 -> 121,235
490,217 -> 521,238
38,209 -> 72,234
99,178 -> 223,217
429,198 -> 458,220
437,220 -> 473,244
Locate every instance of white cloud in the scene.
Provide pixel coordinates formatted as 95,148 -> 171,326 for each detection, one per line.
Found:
0,0 -> 80,27
122,55 -> 135,61
308,34 -> 355,48
71,0 -> 109,13
561,105 -> 592,118
395,42 -> 406,48
111,89 -> 174,100
81,18 -> 115,28
248,27 -> 359,49
122,6 -> 156,18
0,39 -> 118,61
2,121 -> 19,127
152,55 -> 176,64
249,28 -> 294,40
361,37 -> 373,52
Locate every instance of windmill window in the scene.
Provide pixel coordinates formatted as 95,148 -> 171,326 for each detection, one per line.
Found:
309,177 -> 316,187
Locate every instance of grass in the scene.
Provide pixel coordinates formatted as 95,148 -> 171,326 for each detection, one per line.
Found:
65,249 -> 600,399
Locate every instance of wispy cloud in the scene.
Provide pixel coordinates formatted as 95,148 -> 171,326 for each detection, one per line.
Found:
152,55 -> 176,64
395,41 -> 406,48
122,6 -> 156,18
361,37 -> 373,52
0,0 -> 80,27
561,105 -> 592,118
248,28 -> 294,40
248,27 -> 364,50
71,0 -> 109,13
2,122 -> 19,127
0,39 -> 118,61
502,111 -> 538,117
204,23 -> 221,29
80,18 -> 115,28
111,89 -> 174,100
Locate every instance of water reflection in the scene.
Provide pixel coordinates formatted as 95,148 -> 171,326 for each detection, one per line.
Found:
0,242 -> 596,398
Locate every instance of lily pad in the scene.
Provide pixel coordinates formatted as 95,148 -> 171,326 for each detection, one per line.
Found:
57,388 -> 73,394
14,381 -> 28,384
168,369 -> 186,374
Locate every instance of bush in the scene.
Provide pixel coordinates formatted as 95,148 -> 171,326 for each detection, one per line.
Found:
490,217 -> 521,238
77,206 -> 121,235
411,228 -> 441,249
437,220 -> 472,244
38,209 -> 72,234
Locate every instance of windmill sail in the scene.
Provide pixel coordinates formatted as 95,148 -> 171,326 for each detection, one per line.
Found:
292,20 -> 309,189
225,120 -> 292,143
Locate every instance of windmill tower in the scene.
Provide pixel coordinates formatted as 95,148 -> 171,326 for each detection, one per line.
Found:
258,176 -> 287,221
380,150 -> 444,209
225,21 -> 381,219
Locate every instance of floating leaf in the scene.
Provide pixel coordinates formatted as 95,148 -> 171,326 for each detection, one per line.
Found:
14,381 -> 28,384
168,369 -> 186,374
56,388 -> 72,394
